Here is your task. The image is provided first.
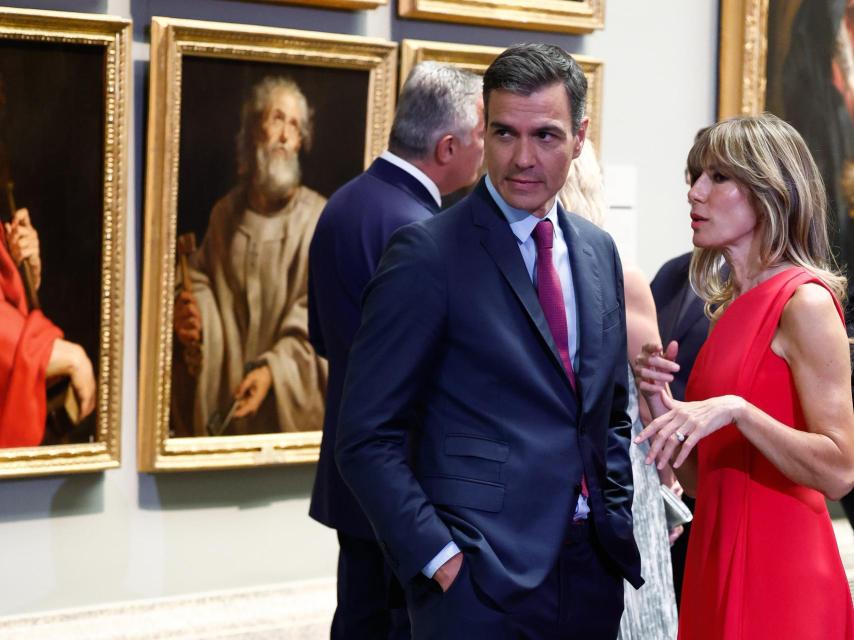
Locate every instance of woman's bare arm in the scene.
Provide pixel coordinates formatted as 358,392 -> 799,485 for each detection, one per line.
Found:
638,283 -> 854,499
624,267 -> 692,494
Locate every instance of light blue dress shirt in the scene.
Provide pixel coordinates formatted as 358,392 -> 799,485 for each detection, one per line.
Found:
422,177 -> 589,580
484,176 -> 580,370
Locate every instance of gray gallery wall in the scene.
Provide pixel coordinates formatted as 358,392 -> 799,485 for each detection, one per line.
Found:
0,0 -> 718,616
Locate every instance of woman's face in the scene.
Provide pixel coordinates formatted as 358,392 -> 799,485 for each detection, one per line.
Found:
688,168 -> 759,254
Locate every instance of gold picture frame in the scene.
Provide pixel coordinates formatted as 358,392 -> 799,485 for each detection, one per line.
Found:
718,0 -> 768,118
246,0 -> 387,8
400,39 -> 604,151
719,0 -> 854,267
398,0 -> 604,34
0,8 -> 129,477
139,17 -> 397,472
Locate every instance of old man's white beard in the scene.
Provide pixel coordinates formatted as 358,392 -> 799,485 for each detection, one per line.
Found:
253,145 -> 301,202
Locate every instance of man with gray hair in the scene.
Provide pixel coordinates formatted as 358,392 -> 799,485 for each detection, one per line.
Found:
172,76 -> 327,436
307,61 -> 484,639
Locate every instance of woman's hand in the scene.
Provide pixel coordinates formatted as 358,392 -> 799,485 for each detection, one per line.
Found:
635,392 -> 746,469
634,340 -> 680,418
634,340 -> 680,395
668,525 -> 684,546
657,464 -> 681,495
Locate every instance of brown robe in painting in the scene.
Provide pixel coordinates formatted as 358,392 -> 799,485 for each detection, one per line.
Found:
172,185 -> 327,436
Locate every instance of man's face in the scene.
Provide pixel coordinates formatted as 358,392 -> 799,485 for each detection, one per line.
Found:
260,87 -> 304,157
253,87 -> 305,199
485,83 -> 587,217
446,96 -> 486,193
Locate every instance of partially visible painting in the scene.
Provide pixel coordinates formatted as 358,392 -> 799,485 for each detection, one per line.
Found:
720,0 -> 854,265
0,8 -> 128,477
400,40 -> 604,150
248,0 -> 387,7
139,17 -> 397,471
398,0 -> 604,34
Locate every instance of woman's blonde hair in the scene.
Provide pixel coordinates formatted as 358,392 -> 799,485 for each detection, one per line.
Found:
559,140 -> 606,227
686,113 -> 846,320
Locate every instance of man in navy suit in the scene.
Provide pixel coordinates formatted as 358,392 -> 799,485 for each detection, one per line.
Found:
308,62 -> 485,639
336,44 -> 641,639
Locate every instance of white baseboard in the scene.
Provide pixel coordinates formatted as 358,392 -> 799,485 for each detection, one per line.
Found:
2,519 -> 853,638
0,578 -> 336,640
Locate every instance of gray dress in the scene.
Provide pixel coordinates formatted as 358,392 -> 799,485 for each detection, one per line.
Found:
617,369 -> 679,640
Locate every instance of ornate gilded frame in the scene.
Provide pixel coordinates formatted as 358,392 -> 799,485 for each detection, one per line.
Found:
398,0 -> 604,34
718,0 -> 769,118
400,39 -> 604,150
248,0 -> 387,8
139,17 -> 397,472
0,8 -> 128,478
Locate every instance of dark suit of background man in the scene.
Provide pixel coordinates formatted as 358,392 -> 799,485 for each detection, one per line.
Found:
650,252 -> 709,403
308,62 -> 485,639
650,250 -> 710,608
336,44 -> 642,640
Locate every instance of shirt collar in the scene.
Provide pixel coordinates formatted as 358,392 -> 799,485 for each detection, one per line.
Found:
380,151 -> 442,208
485,174 -> 559,244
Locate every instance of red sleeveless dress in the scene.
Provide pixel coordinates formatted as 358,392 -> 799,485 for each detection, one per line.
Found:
680,268 -> 854,639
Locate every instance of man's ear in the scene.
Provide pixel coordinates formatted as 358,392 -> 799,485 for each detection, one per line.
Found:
434,133 -> 455,166
572,117 -> 589,159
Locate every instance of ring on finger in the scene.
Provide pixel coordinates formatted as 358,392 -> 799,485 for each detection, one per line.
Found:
675,431 -> 686,443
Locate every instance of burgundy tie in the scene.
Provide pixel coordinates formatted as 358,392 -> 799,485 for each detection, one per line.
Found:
532,219 -> 588,500
532,219 -> 576,391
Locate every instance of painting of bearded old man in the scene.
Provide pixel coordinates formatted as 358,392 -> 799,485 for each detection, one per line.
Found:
171,75 -> 328,437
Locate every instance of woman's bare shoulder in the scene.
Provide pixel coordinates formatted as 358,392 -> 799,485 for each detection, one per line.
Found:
776,282 -> 845,358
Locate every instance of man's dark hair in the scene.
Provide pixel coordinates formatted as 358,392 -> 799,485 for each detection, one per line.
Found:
483,43 -> 587,134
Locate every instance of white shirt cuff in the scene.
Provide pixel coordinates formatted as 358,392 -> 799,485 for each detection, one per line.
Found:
421,541 -> 461,579
574,493 -> 590,520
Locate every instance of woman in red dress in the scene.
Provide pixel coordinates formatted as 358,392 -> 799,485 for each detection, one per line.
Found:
636,114 -> 854,639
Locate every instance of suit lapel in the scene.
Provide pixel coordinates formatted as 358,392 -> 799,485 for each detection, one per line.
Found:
471,183 -> 570,386
369,157 -> 440,214
658,286 -> 684,344
472,180 -> 572,391
672,293 -> 706,342
558,208 -> 603,408
659,278 -> 705,344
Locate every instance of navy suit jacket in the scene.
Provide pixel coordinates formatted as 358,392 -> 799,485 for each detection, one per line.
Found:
336,180 -> 642,607
308,157 -> 439,538
650,252 -> 709,401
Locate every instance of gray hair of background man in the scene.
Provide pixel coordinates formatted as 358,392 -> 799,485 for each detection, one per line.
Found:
483,43 -> 587,135
236,76 -> 314,178
388,61 -> 482,161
